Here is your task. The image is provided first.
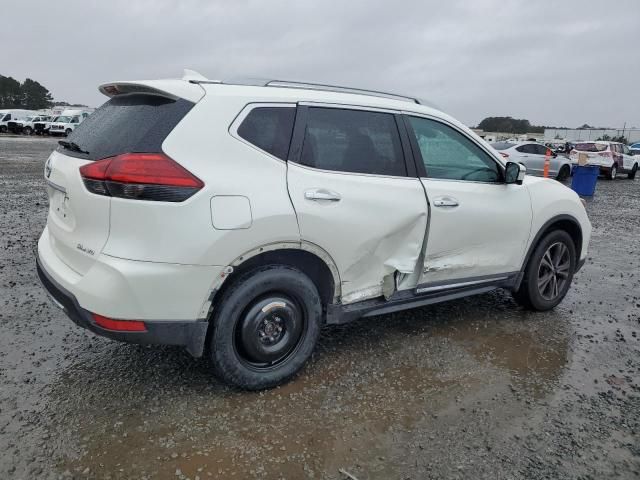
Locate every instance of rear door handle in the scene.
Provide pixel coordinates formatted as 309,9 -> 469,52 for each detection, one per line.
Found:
304,189 -> 341,202
433,196 -> 459,207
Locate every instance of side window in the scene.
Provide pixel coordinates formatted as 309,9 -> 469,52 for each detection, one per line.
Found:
535,144 -> 549,156
299,107 -> 406,176
515,144 -> 533,154
70,116 -> 80,124
237,106 -> 296,161
407,116 -> 502,182
623,145 -> 630,155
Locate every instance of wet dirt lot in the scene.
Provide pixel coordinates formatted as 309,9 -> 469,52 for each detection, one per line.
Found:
1,135 -> 639,479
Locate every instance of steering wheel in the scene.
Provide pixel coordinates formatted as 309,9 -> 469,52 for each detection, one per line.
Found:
461,167 -> 498,181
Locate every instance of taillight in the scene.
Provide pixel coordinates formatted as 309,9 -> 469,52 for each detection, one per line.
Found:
93,314 -> 147,332
500,152 -> 509,158
80,153 -> 203,202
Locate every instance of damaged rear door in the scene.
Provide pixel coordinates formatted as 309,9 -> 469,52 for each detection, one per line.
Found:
404,115 -> 532,286
287,105 -> 428,304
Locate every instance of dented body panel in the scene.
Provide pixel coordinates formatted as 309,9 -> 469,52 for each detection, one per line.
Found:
418,178 -> 533,285
287,162 -> 428,304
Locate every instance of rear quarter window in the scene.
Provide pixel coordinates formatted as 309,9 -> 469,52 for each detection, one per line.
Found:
237,106 -> 296,161
60,94 -> 194,161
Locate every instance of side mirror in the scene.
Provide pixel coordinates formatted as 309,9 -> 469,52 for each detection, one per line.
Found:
505,161 -> 526,185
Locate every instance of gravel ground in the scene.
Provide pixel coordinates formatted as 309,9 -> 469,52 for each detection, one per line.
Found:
1,135 -> 639,480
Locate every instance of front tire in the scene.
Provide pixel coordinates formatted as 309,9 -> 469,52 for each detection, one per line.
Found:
629,163 -> 638,180
65,128 -> 72,136
209,265 -> 322,390
556,164 -> 571,181
513,230 -> 576,311
23,126 -> 33,135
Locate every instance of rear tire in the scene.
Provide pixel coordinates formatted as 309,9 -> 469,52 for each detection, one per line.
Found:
0,126 -> 6,133
556,164 -> 570,181
607,164 -> 617,180
209,265 -> 322,390
24,126 -> 33,135
513,230 -> 576,311
629,163 -> 638,180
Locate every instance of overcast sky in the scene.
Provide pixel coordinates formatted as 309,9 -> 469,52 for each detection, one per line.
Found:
2,0 -> 638,128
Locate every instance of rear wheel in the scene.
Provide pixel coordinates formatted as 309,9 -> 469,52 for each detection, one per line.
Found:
607,164 -> 617,180
0,126 -> 6,133
513,230 -> 576,311
209,265 -> 322,390
556,164 -> 571,181
629,163 -> 638,180
23,126 -> 33,135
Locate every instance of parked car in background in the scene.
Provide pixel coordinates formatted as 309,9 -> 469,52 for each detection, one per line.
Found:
36,73 -> 592,389
18,115 -> 52,135
491,141 -> 572,180
32,115 -> 55,135
569,141 -> 638,179
0,109 -> 36,133
630,142 -> 640,155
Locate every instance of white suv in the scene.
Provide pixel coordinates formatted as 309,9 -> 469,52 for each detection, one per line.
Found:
37,73 -> 591,389
570,141 -> 638,179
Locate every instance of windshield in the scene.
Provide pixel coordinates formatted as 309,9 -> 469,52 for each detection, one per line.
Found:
575,142 -> 608,152
491,142 -> 516,150
55,116 -> 71,123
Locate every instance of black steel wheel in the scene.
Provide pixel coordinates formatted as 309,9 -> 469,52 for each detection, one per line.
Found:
210,265 -> 322,390
234,294 -> 305,370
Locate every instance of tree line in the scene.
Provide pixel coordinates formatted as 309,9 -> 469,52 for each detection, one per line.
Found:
0,74 -> 87,110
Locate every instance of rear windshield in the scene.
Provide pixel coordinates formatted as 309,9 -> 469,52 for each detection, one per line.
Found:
491,142 -> 516,150
59,94 -> 194,160
574,142 -> 608,152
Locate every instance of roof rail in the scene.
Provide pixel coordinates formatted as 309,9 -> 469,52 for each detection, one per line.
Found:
265,80 -> 421,105
189,76 -> 422,105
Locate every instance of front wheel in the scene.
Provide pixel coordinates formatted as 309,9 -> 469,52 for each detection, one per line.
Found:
209,265 -> 322,390
629,163 -> 638,180
65,128 -> 72,136
513,230 -> 576,311
556,164 -> 571,181
23,126 -> 33,135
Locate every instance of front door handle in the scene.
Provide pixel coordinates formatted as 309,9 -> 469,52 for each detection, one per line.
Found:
304,189 -> 341,202
433,196 -> 459,207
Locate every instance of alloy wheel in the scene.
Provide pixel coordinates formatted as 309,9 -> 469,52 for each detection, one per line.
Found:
537,242 -> 571,301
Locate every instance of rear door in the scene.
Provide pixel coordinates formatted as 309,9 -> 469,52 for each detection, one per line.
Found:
517,143 -> 543,175
43,93 -> 194,275
287,105 -> 428,303
404,115 -> 532,287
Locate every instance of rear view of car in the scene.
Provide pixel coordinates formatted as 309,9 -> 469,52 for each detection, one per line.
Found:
570,142 -> 638,179
37,83 -> 217,359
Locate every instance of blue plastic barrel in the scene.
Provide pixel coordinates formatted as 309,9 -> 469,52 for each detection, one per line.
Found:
571,165 -> 600,196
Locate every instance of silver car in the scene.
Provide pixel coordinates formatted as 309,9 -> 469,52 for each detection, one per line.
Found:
491,141 -> 572,180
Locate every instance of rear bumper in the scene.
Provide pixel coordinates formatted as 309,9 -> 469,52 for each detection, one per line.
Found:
36,256 -> 209,357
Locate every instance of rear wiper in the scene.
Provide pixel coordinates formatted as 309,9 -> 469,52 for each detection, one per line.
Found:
58,140 -> 89,155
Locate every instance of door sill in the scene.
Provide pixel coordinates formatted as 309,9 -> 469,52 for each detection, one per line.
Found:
326,272 -> 518,325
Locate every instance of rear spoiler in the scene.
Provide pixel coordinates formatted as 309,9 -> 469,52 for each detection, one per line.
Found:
98,78 -> 205,103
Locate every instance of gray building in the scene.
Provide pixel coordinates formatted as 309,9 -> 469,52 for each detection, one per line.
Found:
544,128 -> 640,144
